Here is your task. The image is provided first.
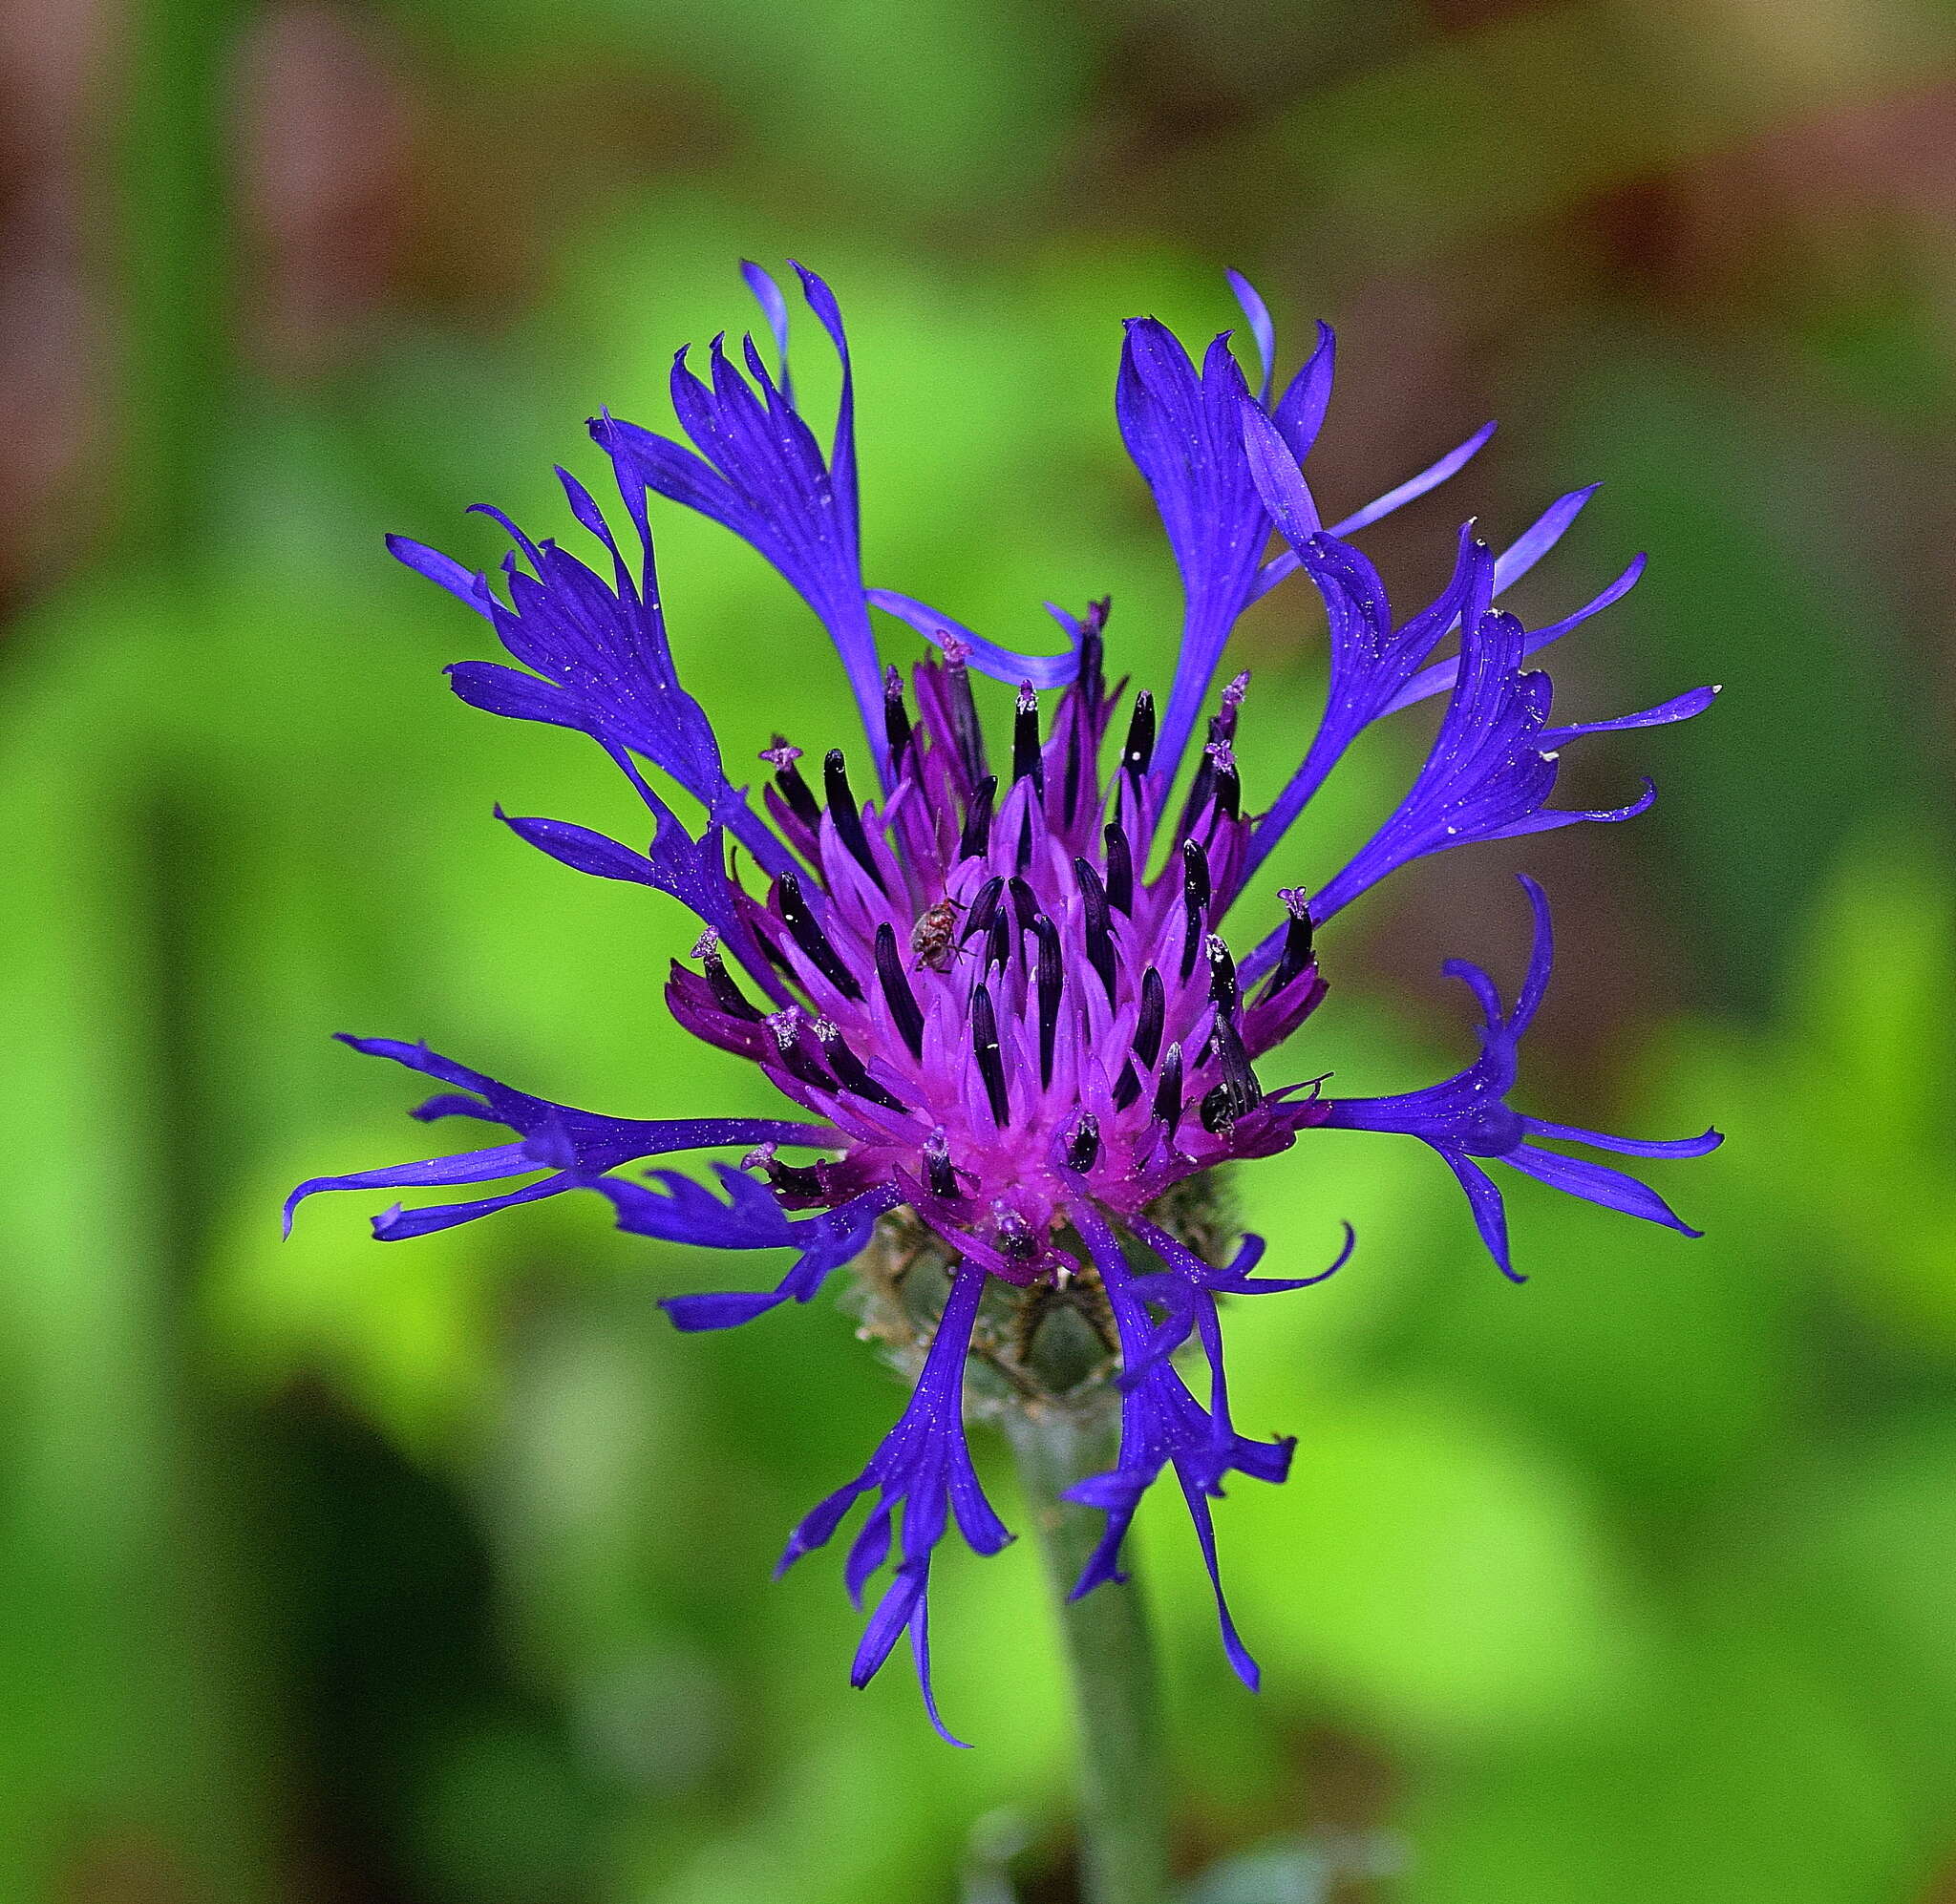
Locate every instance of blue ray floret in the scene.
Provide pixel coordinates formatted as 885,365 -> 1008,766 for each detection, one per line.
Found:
293,261 -> 1721,1740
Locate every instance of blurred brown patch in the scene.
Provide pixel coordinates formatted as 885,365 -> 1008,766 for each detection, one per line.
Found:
0,0 -> 105,603
237,3 -> 417,373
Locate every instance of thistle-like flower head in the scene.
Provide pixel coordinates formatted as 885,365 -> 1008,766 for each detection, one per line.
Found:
290,263 -> 1721,1742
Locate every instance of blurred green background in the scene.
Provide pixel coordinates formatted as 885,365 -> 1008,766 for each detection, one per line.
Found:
3,0 -> 1954,1897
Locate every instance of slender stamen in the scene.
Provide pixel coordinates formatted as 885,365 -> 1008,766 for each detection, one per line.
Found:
1205,933 -> 1239,1019
1078,602 -> 1108,709
1074,857 -> 1117,1002
1267,887 -> 1317,992
1121,689 -> 1155,780
1102,822 -> 1134,914
1212,1013 -> 1262,1116
1065,1112 -> 1101,1173
814,1017 -> 909,1111
767,1008 -> 836,1090
995,1203 -> 1039,1263
1180,839 -> 1210,981
985,906 -> 1012,972
883,666 -> 913,772
744,1142 -> 827,1201
1180,837 -> 1211,910
923,1127 -> 960,1200
701,945 -> 763,1021
1207,741 -> 1241,821
1034,915 -> 1062,1086
1012,682 -> 1044,794
961,876 -> 1005,944
1217,669 -> 1248,743
763,737 -> 820,831
1008,876 -> 1040,930
823,750 -> 886,892
872,922 -> 925,1057
1134,965 -> 1165,1067
1153,1042 -> 1183,1136
959,775 -> 997,860
941,639 -> 989,784
970,984 -> 1010,1126
776,870 -> 863,1000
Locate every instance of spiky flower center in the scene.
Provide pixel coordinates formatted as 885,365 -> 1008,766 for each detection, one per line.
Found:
671,625 -> 1326,1281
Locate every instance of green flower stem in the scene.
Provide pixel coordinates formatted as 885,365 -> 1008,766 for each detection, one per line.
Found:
1003,1401 -> 1170,1904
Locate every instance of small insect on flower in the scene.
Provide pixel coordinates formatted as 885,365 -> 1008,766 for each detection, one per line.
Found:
290,258 -> 1723,1745
909,895 -> 967,972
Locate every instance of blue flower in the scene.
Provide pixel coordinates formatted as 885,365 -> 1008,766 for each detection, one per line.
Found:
292,262 -> 1720,1740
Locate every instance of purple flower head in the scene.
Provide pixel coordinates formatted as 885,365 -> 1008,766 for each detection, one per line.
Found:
292,263 -> 1721,1741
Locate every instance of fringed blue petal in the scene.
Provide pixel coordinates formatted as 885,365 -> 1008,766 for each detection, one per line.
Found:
1118,319 -> 1266,784
286,1034 -> 835,1238
1319,880 -> 1713,1280
1064,1201 -> 1293,1690
493,786 -> 749,949
621,1182 -> 898,1331
776,1264 -> 1010,1744
1298,591 -> 1708,921
594,264 -> 885,772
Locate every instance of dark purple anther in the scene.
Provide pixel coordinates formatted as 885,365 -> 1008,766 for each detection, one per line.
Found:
1134,965 -> 1165,1067
1211,1013 -> 1262,1118
823,750 -> 886,892
1034,915 -> 1062,1085
1267,887 -> 1316,992
1012,682 -> 1043,793
1008,876 -> 1039,930
1074,857 -> 1117,1003
1208,742 -> 1241,821
970,984 -> 1010,1126
1217,669 -> 1248,742
923,1127 -> 959,1200
765,737 -> 821,831
776,870 -> 863,1000
995,1203 -> 1039,1262
959,776 -> 997,860
872,922 -> 925,1057
1102,822 -> 1134,914
961,876 -> 1006,944
985,905 -> 1012,973
1180,840 -> 1210,981
699,938 -> 763,1021
1077,601 -> 1107,708
884,666 -> 913,772
1153,1042 -> 1183,1136
941,641 -> 989,784
1206,933 -> 1239,1019
1065,1112 -> 1101,1173
815,1017 -> 909,1112
746,1143 -> 828,1201
768,1009 -> 837,1090
1121,689 -> 1156,780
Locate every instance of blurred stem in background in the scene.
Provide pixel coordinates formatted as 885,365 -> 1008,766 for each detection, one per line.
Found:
118,0 -> 244,559
1004,1405 -> 1170,1904
26,0 -> 284,1896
